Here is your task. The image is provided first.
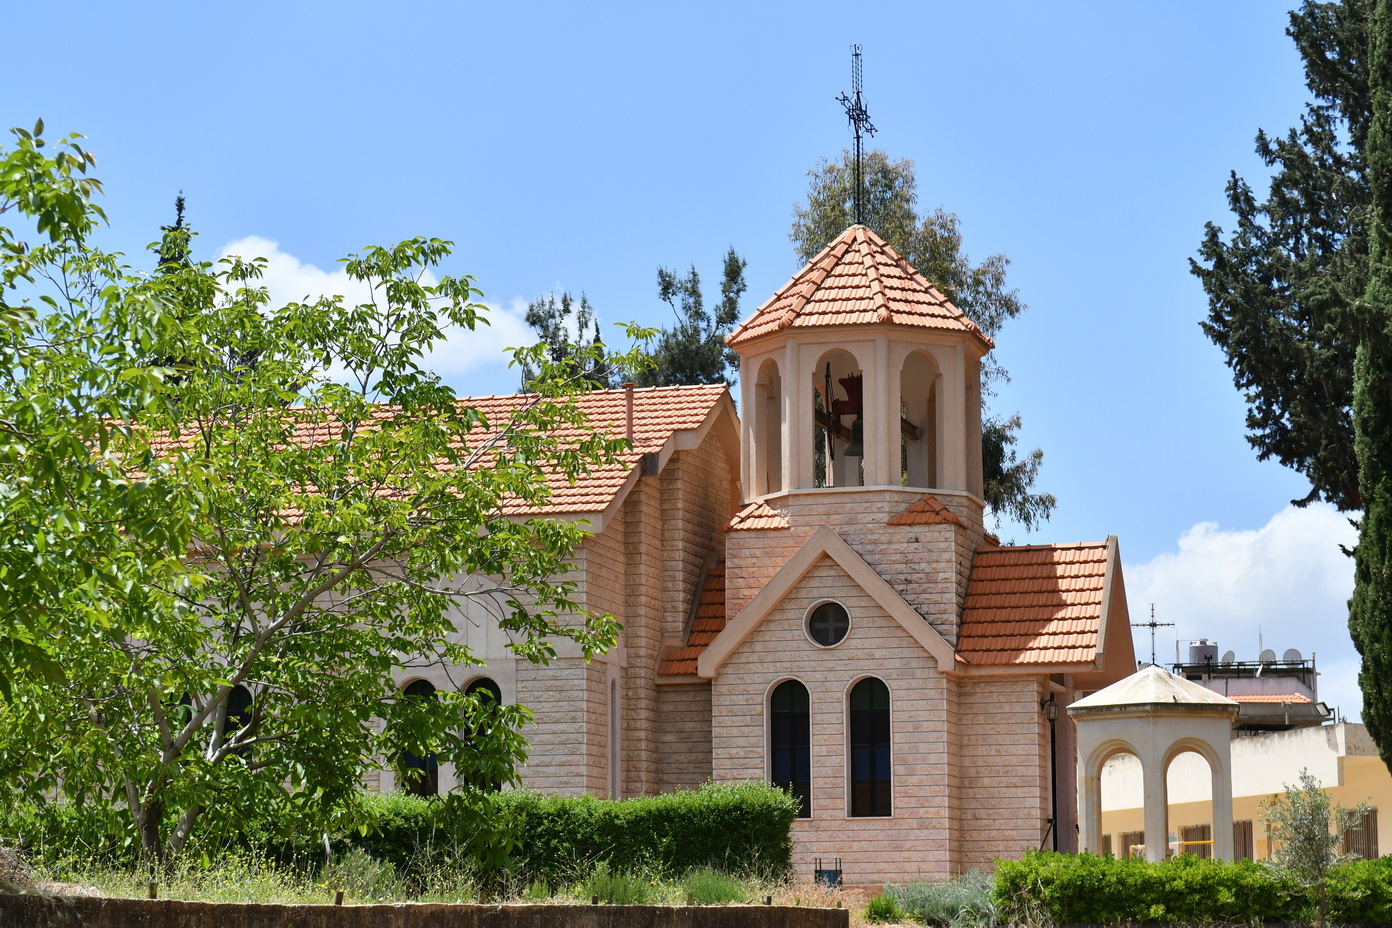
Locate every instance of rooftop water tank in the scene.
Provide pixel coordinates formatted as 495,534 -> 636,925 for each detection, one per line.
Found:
1189,639 -> 1219,664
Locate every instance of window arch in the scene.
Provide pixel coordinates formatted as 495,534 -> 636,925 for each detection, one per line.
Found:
461,676 -> 503,792
769,680 -> 811,818
225,684 -> 253,760
400,679 -> 439,798
849,677 -> 891,817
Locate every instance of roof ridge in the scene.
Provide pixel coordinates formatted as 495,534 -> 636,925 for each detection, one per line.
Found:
858,229 -> 892,324
980,540 -> 1110,552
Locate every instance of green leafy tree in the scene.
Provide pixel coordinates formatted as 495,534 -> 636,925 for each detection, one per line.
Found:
635,247 -> 747,387
1261,769 -> 1371,926
791,149 -> 1055,530
519,291 -> 617,388
1192,0 -> 1370,512
1351,0 -> 1392,774
0,123 -> 643,868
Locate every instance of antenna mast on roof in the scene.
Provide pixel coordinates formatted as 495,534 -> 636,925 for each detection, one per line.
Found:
1133,603 -> 1174,667
837,45 -> 876,227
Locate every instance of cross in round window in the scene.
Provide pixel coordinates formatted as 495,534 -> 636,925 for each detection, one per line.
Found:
807,601 -> 850,646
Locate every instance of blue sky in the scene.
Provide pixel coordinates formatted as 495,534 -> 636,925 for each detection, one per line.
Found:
5,2 -> 1364,716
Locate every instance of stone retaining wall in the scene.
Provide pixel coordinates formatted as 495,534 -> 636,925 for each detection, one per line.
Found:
0,896 -> 849,928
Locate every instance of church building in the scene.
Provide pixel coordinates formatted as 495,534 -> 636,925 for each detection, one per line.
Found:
393,224 -> 1137,884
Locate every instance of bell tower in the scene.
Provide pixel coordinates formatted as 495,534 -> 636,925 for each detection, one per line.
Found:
727,225 -> 993,506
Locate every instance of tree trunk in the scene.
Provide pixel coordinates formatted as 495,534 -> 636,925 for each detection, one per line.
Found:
1352,0 -> 1392,774
136,799 -> 164,874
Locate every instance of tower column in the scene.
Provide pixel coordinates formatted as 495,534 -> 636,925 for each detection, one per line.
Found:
866,334 -> 894,486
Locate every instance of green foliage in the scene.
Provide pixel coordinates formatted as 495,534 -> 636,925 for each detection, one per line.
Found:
0,123 -> 647,867
1326,855 -> 1392,925
583,861 -> 659,904
791,149 -> 1054,531
678,866 -> 746,905
1261,769 -> 1370,892
1352,0 -> 1392,783
863,891 -> 904,923
518,291 -> 618,388
886,870 -> 996,928
993,851 -> 1310,925
1193,0 -> 1370,512
635,247 -> 747,387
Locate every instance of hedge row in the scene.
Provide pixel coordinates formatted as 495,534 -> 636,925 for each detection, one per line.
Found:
995,850 -> 1392,925
2,781 -> 799,884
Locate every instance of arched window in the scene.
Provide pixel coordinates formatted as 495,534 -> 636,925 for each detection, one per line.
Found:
225,685 -> 253,760
849,677 -> 891,817
462,676 -> 503,792
400,679 -> 439,797
769,680 -> 811,818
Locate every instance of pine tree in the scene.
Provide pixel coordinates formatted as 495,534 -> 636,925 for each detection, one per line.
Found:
518,291 -> 616,389
1192,0 -> 1370,511
635,247 -> 747,387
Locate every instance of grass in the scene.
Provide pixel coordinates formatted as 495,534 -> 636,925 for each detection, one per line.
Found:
25,851 -> 861,911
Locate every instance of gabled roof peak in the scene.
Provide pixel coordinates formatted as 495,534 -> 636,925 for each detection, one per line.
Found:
726,225 -> 994,351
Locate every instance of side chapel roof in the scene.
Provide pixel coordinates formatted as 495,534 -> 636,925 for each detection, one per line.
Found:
146,384 -> 729,518
725,225 -> 994,351
659,558 -> 726,675
957,541 -> 1114,666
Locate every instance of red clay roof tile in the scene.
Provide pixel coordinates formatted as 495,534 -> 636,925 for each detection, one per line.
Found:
1229,693 -> 1313,704
658,558 -> 727,675
724,500 -> 792,532
957,541 -> 1110,667
886,493 -> 964,527
726,226 -> 993,351
147,384 -> 727,519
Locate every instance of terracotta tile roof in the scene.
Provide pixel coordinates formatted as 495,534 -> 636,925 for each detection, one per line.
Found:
957,542 -> 1110,666
1229,693 -> 1314,704
886,493 -> 964,527
146,384 -> 727,517
726,225 -> 993,351
659,558 -> 726,675
724,500 -> 792,531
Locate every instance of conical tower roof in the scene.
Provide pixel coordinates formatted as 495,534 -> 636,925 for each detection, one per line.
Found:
726,225 -> 994,351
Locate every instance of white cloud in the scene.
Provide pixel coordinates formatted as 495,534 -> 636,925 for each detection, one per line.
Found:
1123,504 -> 1362,721
216,237 -> 533,387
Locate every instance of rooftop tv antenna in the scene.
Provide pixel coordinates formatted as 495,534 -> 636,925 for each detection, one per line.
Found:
837,44 -> 876,226
1133,603 -> 1174,666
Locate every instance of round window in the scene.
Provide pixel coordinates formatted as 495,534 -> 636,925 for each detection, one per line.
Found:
807,601 -> 850,647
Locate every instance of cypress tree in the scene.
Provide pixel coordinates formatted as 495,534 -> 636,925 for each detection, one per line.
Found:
1351,0 -> 1392,768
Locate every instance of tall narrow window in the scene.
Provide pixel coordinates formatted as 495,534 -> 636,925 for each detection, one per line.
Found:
770,680 -> 811,817
400,679 -> 439,797
849,677 -> 891,817
462,677 -> 502,792
225,684 -> 253,760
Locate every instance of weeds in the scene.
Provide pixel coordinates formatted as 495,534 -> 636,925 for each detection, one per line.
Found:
885,870 -> 997,928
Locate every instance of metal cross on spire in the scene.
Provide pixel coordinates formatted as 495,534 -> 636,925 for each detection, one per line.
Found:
836,44 -> 876,226
1133,603 -> 1174,667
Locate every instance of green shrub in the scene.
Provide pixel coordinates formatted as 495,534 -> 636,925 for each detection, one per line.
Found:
680,866 -> 746,904
888,870 -> 996,927
993,851 -> 1309,925
583,861 -> 659,904
1326,855 -> 1392,926
2,780 -> 797,888
864,892 -> 905,923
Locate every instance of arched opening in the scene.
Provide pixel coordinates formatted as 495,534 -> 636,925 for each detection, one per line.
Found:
224,684 -> 253,760
848,677 -> 891,817
1166,747 -> 1217,859
814,349 -> 865,489
754,358 -> 783,495
461,676 -> 503,792
899,351 -> 940,488
769,680 -> 811,818
1098,749 -> 1145,858
400,679 -> 439,798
